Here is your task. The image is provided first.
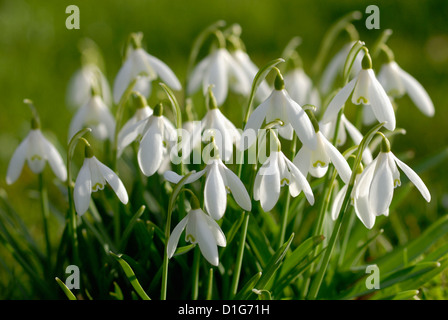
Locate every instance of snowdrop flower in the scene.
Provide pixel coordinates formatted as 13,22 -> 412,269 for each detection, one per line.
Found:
377,60 -> 434,117
74,142 -> 128,216
242,72 -> 317,151
7,117 -> 67,184
320,114 -> 373,164
293,111 -> 352,184
231,48 -> 271,102
351,136 -> 431,229
320,41 -> 364,95
330,167 -> 362,222
117,92 -> 153,157
253,131 -> 314,212
137,103 -> 177,177
68,92 -> 115,142
284,67 -> 321,109
167,197 -> 226,266
189,87 -> 242,162
164,140 -> 251,220
113,33 -> 182,104
322,52 -> 396,131
66,63 -> 112,109
187,45 -> 251,106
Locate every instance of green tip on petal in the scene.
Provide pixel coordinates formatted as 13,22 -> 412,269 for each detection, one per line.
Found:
274,72 -> 285,91
153,103 -> 163,117
130,32 -> 143,49
131,91 -> 147,109
380,134 -> 391,153
305,109 -> 319,133
207,86 -> 218,110
31,116 -> 40,130
190,195 -> 201,210
361,50 -> 373,69
84,140 -> 94,158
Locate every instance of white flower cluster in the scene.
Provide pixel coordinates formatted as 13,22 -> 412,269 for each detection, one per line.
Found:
6,22 -> 434,267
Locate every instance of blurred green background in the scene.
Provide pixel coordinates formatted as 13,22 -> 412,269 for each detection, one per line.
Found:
0,0 -> 447,298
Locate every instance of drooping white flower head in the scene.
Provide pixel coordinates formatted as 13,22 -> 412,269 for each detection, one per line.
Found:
253,130 -> 314,212
137,103 -> 177,177
187,88 -> 241,162
293,115 -> 352,184
242,72 -> 317,151
320,114 -> 373,164
377,60 -> 435,117
167,202 -> 226,267
350,137 -> 431,229
113,34 -> 182,104
74,143 -> 128,216
116,92 -> 153,157
68,93 -> 116,142
66,64 -> 112,109
321,53 -> 396,132
320,41 -> 364,96
7,118 -> 67,184
164,143 -> 251,220
187,47 -> 251,106
284,67 -> 321,109
231,48 -> 271,102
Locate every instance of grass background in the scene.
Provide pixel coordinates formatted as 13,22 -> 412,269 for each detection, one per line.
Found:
0,0 -> 447,298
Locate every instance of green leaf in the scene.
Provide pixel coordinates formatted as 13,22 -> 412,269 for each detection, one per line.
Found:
173,243 -> 196,256
279,235 -> 325,278
248,233 -> 294,299
110,251 -> 151,300
119,205 -> 146,251
55,277 -> 77,300
109,281 -> 124,300
234,272 -> 262,300
372,215 -> 448,275
252,289 -> 272,300
342,40 -> 365,82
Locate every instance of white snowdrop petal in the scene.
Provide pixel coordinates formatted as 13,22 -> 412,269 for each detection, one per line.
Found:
354,193 -> 376,229
167,215 -> 189,259
137,119 -> 164,177
331,184 -> 347,221
206,50 -> 228,106
222,166 -> 252,211
202,212 -> 227,247
97,160 -> 128,204
393,153 -> 431,202
74,161 -> 92,216
204,162 -> 227,220
193,210 -> 220,266
6,137 -> 28,185
284,91 -> 317,150
284,156 -> 314,205
398,65 -> 435,117
293,146 -> 312,178
146,53 -> 182,90
42,136 -> 67,182
259,155 -> 281,212
322,77 -> 357,124
367,69 -> 396,131
322,134 -> 352,184
369,153 -> 394,216
113,57 -> 134,104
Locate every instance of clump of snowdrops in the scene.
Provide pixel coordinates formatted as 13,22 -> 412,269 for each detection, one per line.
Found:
2,12 -> 447,301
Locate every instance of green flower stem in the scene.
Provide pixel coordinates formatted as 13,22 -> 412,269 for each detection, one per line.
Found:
206,268 -> 214,300
278,135 -> 297,249
192,246 -> 201,300
38,173 -> 51,269
66,128 -> 91,267
307,122 -> 385,299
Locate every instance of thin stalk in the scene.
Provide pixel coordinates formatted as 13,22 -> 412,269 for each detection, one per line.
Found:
38,173 -> 51,270
206,268 -> 214,300
192,247 -> 201,300
278,135 -> 297,249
